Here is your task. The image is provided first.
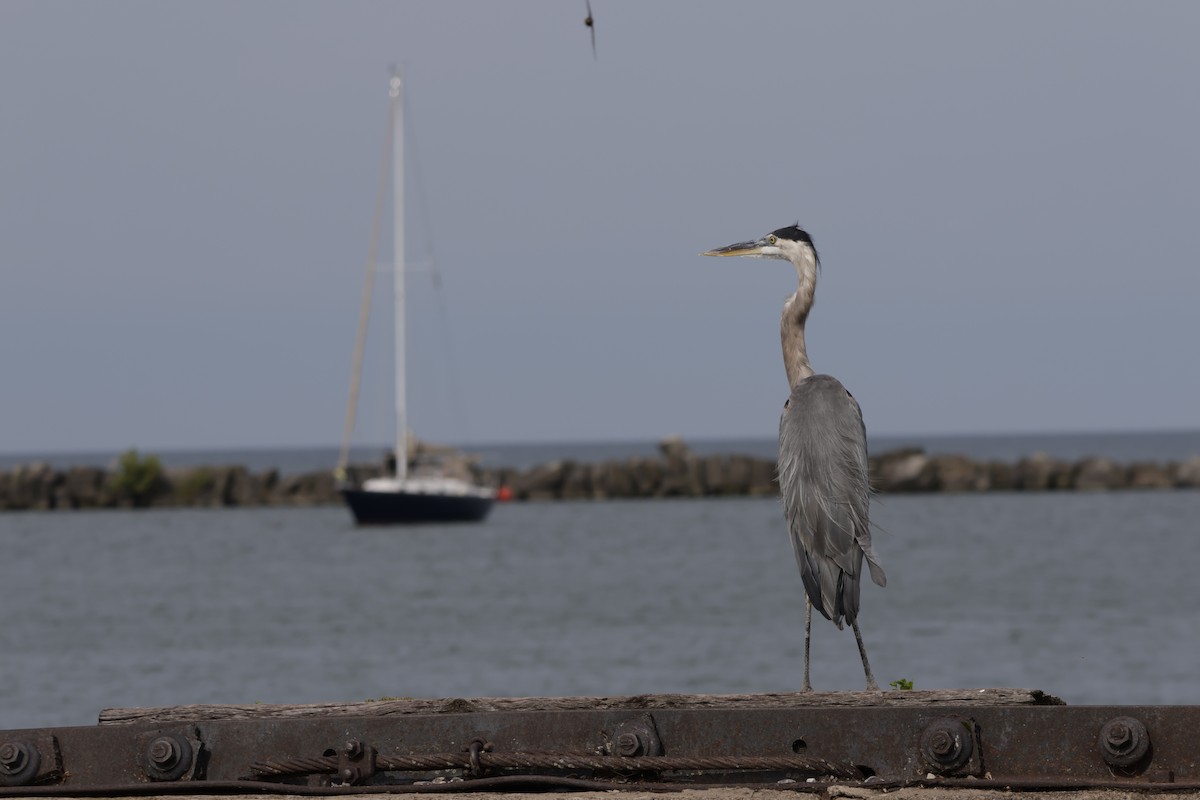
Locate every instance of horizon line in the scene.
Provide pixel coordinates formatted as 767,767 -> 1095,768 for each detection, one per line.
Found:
3,426 -> 1199,459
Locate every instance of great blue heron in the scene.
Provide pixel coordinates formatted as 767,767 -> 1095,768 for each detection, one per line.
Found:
703,225 -> 886,691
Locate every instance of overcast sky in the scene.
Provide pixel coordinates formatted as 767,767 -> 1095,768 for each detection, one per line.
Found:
1,1 -> 1197,454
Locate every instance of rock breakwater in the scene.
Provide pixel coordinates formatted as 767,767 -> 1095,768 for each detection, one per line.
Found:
482,438 -> 1200,500
1,438 -> 1197,511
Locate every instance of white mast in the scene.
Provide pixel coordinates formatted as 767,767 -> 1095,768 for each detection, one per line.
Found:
390,73 -> 407,481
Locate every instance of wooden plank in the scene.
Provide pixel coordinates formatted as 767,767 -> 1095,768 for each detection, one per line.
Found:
99,688 -> 1061,725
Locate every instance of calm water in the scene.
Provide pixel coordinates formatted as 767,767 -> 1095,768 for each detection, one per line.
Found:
2,489 -> 1199,731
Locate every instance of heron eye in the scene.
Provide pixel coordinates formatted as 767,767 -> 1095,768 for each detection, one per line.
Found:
768,235 -> 777,245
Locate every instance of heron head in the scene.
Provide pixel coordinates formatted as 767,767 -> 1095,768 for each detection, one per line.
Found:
702,224 -> 820,267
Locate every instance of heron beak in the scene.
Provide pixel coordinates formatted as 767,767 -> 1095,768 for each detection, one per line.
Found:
702,237 -> 771,258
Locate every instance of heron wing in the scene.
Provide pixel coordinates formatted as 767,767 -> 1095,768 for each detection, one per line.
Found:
778,374 -> 886,629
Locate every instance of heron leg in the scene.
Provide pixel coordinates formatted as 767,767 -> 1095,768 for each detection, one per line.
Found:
802,597 -> 813,692
851,621 -> 879,691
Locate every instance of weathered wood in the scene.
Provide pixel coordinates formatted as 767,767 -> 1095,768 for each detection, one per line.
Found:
99,688 -> 1061,725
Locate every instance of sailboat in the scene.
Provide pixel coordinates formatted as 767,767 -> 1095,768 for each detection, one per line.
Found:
337,74 -> 496,525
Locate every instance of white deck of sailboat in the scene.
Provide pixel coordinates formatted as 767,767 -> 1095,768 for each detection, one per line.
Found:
361,475 -> 495,499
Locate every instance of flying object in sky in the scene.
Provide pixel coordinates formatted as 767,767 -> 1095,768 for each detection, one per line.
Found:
584,0 -> 596,59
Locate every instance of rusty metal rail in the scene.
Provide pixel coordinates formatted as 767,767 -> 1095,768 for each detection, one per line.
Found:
2,701 -> 1199,794
249,742 -> 863,781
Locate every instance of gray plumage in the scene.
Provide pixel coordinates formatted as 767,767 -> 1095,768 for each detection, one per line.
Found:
703,224 -> 885,691
779,375 -> 886,629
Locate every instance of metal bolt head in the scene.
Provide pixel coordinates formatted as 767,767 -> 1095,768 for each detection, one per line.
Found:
616,732 -> 643,757
928,730 -> 956,758
919,718 -> 973,774
143,734 -> 193,781
0,740 -> 40,786
344,740 -> 363,759
1098,716 -> 1150,769
0,743 -> 27,774
1105,723 -> 1132,749
148,737 -> 180,769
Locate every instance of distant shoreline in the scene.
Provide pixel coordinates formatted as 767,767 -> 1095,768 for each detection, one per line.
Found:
3,429 -> 1200,474
1,437 -> 1197,511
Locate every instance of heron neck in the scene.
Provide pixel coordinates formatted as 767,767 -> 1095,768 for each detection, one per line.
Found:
781,293 -> 814,388
781,251 -> 818,388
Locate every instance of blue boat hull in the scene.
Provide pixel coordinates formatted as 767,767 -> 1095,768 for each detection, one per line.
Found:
341,488 -> 494,525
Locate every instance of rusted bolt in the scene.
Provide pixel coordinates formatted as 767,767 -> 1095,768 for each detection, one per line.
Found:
616,732 -> 643,757
143,734 -> 193,781
1098,716 -> 1150,769
1107,726 -> 1130,748
335,739 -> 377,786
339,739 -> 365,783
0,742 -> 28,775
0,741 -> 40,786
610,716 -> 662,758
929,730 -> 955,758
919,718 -> 973,773
148,737 -> 180,770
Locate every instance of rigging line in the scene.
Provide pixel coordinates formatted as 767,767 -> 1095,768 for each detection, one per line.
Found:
336,101 -> 394,477
404,88 -> 473,444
